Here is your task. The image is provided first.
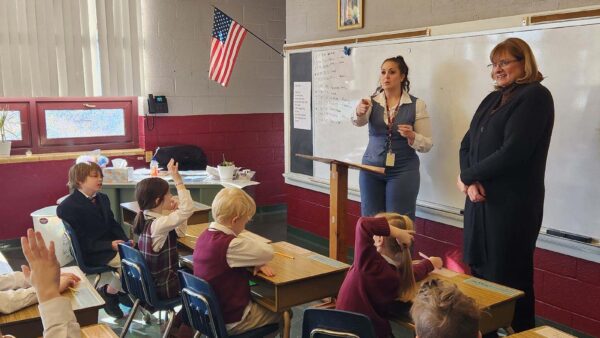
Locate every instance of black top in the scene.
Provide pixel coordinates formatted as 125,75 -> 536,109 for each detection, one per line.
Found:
57,190 -> 129,266
459,82 -> 554,268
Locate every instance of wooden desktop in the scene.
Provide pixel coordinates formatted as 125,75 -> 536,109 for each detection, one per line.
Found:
0,266 -> 104,338
389,268 -> 524,335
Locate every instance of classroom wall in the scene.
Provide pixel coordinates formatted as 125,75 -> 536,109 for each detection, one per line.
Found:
0,155 -> 147,240
0,1 -> 286,240
286,0 -> 600,43
139,0 -> 286,204
139,114 -> 285,206
285,1 -> 600,336
142,0 -> 285,115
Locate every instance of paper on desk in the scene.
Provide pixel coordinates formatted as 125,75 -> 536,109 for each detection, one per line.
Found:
463,277 -> 521,297
179,170 -> 208,176
535,327 -> 576,338
308,254 -> 348,268
218,180 -> 260,189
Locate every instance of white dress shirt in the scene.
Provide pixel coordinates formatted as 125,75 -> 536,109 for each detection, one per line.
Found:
0,271 -> 37,314
38,296 -> 81,338
143,186 -> 194,252
352,90 -> 433,153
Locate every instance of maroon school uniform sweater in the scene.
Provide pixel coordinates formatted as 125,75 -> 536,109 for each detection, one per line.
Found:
193,230 -> 251,324
336,217 -> 433,338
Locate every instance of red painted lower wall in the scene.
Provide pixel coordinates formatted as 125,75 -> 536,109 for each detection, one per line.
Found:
0,113 -> 285,240
139,113 -> 285,206
0,155 -> 145,240
286,184 -> 600,337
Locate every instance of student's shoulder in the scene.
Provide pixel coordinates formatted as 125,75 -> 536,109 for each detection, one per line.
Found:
57,192 -> 82,210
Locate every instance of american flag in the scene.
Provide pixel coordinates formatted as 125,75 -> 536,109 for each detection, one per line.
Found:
209,8 -> 247,87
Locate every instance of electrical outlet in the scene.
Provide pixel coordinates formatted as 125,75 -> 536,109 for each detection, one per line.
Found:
145,151 -> 153,162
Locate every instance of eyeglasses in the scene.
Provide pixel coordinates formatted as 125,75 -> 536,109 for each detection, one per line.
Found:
487,59 -> 520,69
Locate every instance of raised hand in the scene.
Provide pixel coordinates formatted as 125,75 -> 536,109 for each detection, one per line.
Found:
21,229 -> 61,303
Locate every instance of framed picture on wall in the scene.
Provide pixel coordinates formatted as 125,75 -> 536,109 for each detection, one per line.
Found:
337,0 -> 363,31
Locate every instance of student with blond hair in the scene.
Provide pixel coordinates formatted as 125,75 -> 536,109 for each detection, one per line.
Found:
411,279 -> 481,338
336,213 -> 442,338
193,187 -> 282,335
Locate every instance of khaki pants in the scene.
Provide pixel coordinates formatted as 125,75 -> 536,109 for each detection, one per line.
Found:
227,301 -> 282,336
106,253 -> 123,292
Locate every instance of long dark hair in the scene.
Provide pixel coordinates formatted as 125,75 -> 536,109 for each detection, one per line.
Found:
373,55 -> 411,96
133,177 -> 170,235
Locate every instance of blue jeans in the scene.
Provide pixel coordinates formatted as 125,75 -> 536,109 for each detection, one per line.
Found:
359,168 -> 420,220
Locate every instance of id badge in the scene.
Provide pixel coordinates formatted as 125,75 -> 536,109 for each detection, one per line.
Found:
385,152 -> 395,166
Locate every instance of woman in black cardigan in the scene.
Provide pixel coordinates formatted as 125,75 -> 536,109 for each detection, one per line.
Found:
457,37 -> 554,334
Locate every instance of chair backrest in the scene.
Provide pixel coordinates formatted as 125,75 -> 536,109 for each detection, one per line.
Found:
302,309 -> 377,338
178,270 -> 229,338
118,243 -> 161,308
62,221 -> 106,274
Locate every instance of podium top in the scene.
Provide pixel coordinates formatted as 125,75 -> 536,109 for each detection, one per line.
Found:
296,154 -> 385,175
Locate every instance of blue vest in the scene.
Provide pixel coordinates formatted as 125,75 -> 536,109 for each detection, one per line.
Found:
362,95 -> 419,171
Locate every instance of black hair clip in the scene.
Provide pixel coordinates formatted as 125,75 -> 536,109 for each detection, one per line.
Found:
343,46 -> 352,56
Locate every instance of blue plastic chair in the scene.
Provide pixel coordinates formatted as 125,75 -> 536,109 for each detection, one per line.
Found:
178,270 -> 279,338
62,221 -> 116,288
118,244 -> 181,338
301,308 -> 377,338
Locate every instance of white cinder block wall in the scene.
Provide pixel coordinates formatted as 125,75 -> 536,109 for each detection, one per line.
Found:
286,0 -> 600,43
142,0 -> 285,115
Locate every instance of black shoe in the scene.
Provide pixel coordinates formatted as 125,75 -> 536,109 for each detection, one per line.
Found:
118,292 -> 134,308
97,284 -> 124,318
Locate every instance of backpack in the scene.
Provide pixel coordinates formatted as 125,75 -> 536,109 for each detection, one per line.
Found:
154,145 -> 208,170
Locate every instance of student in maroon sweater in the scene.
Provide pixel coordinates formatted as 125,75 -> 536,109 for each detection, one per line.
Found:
337,213 -> 443,338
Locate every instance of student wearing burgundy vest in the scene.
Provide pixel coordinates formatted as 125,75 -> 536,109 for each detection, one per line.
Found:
193,187 -> 282,336
133,159 -> 194,300
336,214 -> 443,338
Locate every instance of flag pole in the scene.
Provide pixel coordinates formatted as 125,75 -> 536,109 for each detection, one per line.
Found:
211,5 -> 285,58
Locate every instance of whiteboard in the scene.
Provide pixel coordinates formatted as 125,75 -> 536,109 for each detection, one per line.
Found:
308,21 -> 600,240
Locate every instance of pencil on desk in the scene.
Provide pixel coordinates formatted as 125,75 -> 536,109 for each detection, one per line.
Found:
418,251 -> 430,260
185,234 -> 198,238
274,251 -> 294,259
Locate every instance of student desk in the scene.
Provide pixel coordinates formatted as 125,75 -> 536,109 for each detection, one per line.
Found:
177,223 -> 271,255
0,266 -> 104,338
80,324 -> 118,337
508,326 -> 575,337
177,233 -> 350,338
120,201 -> 211,237
389,268 -> 524,335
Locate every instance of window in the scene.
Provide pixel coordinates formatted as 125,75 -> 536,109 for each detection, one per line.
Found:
0,102 -> 32,150
0,97 -> 138,155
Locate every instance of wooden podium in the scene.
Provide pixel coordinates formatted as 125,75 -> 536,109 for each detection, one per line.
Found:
296,154 -> 384,262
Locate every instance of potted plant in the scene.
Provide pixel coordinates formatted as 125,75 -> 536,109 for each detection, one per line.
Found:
0,107 -> 16,157
217,154 -> 236,181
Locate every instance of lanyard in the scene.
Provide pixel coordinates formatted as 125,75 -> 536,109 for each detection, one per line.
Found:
386,99 -> 401,152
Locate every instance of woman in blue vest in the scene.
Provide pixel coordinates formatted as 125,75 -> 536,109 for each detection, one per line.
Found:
353,56 -> 433,219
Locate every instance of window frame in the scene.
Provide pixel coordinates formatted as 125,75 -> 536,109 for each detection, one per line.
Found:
0,101 -> 33,149
0,97 -> 138,155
